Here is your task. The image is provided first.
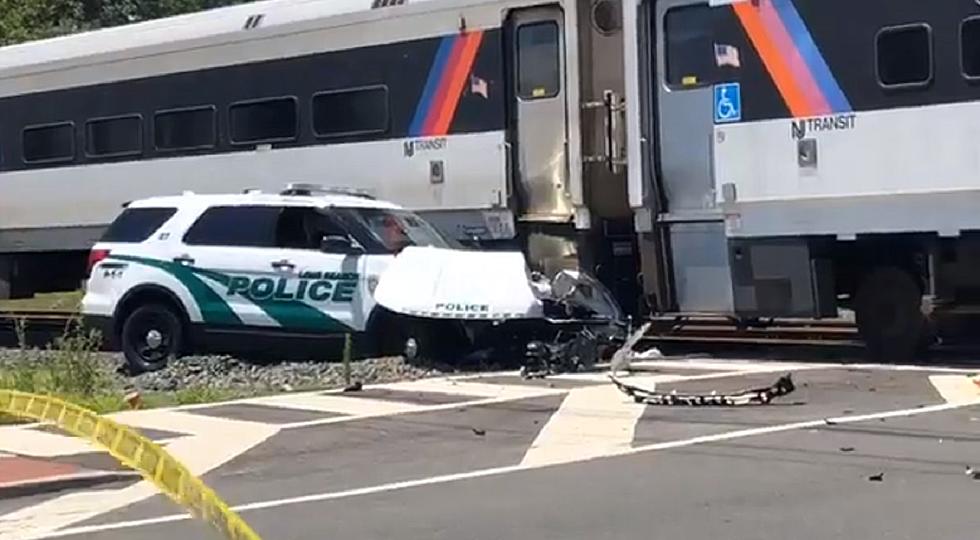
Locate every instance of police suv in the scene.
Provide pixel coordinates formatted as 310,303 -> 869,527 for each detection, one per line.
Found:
82,184 -> 453,373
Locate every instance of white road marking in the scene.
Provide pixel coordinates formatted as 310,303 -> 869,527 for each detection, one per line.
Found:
277,391 -> 566,430
928,375 -> 980,404
521,384 -> 645,467
248,393 -> 429,416
374,379 -> 555,400
622,359 -> 809,372
0,412 -> 277,540
33,398 -> 980,539
0,426 -> 102,457
631,358 -> 980,375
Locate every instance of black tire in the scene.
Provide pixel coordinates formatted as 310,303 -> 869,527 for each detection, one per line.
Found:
120,304 -> 183,374
395,318 -> 469,364
855,267 -> 926,363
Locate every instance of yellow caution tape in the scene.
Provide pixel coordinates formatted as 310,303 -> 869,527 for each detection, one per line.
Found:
0,390 -> 261,540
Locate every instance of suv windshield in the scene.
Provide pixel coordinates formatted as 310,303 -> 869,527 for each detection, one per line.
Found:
337,208 -> 451,253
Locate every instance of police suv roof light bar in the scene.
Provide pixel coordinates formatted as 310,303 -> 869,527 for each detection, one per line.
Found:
280,183 -> 375,199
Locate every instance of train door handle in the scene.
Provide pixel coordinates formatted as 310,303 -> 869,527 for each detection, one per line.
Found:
172,255 -> 195,266
271,259 -> 296,271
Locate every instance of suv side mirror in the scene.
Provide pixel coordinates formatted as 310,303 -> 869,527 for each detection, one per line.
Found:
320,235 -> 363,254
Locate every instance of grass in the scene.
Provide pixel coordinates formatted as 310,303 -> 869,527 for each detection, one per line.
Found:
0,290 -> 83,313
0,317 -> 255,425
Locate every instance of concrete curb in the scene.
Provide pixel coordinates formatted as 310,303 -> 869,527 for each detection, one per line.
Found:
0,470 -> 141,500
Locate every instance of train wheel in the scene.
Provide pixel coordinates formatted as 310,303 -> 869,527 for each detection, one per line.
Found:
855,267 -> 926,363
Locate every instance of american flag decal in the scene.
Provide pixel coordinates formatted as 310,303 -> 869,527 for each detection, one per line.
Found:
714,43 -> 741,68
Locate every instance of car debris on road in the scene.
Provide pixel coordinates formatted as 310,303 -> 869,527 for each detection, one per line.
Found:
610,373 -> 797,407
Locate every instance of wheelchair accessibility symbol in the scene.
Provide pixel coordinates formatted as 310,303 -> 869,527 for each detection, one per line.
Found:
714,82 -> 741,124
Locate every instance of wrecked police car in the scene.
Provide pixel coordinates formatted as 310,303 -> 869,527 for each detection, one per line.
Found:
82,185 -> 624,373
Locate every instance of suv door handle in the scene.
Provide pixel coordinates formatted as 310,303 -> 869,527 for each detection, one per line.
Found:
172,255 -> 195,266
271,259 -> 295,271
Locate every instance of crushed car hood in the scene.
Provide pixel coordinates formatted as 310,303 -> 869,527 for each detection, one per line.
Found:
374,247 -> 544,320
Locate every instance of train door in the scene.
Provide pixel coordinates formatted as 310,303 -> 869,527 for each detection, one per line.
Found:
506,7 -> 572,224
628,0 -> 735,313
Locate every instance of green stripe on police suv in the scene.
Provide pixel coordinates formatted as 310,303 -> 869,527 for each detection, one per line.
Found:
226,273 -> 358,303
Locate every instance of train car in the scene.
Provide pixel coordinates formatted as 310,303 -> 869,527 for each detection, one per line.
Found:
0,0 -> 638,313
624,0 -> 980,358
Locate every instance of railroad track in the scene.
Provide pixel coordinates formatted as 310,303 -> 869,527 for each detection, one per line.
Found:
1,310 -> 861,347
0,310 -> 80,347
643,315 -> 861,347
2,310 -> 977,361
1,310 -> 863,347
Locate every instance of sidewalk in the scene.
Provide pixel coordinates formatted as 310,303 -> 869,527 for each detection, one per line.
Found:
0,451 -> 138,499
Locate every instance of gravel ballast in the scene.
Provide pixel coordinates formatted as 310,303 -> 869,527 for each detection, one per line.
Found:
131,355 -> 445,393
1,347 -> 448,400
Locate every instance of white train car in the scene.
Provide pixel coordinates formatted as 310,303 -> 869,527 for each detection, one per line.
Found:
623,0 -> 980,358
0,0 -> 637,309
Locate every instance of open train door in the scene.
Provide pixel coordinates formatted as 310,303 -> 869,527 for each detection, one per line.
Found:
623,0 -> 736,314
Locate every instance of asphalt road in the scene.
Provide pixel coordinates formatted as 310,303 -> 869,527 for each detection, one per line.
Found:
3,356 -> 980,540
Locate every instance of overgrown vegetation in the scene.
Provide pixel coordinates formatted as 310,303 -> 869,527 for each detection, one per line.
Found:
0,317 -> 248,424
0,318 -> 116,413
0,0 -> 250,47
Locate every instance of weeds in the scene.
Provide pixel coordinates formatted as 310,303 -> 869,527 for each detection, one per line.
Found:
0,317 -> 110,397
0,317 -> 115,423
1,316 -> 297,423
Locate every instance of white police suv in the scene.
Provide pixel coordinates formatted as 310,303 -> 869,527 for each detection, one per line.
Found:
82,184 -> 454,373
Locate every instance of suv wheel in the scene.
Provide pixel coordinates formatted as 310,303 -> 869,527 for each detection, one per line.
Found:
121,304 -> 183,374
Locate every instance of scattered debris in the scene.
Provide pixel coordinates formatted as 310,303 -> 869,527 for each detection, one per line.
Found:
609,322 -> 654,375
124,387 -> 142,410
342,381 -> 363,393
471,428 -> 486,437
867,472 -> 884,482
839,447 -> 855,453
611,373 -> 796,407
512,271 -> 630,379
521,324 -> 623,379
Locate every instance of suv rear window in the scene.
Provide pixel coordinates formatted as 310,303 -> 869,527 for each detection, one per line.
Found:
101,207 -> 176,243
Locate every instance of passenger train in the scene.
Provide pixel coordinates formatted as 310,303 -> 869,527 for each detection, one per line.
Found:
3,0 -> 980,359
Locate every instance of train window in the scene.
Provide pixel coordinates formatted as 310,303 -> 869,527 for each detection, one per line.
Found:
664,4 -> 719,88
85,115 -> 142,158
876,24 -> 933,88
229,97 -> 298,145
312,86 -> 389,137
183,206 -> 281,247
517,22 -> 560,99
154,106 -> 216,151
961,17 -> 980,79
22,122 -> 74,164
